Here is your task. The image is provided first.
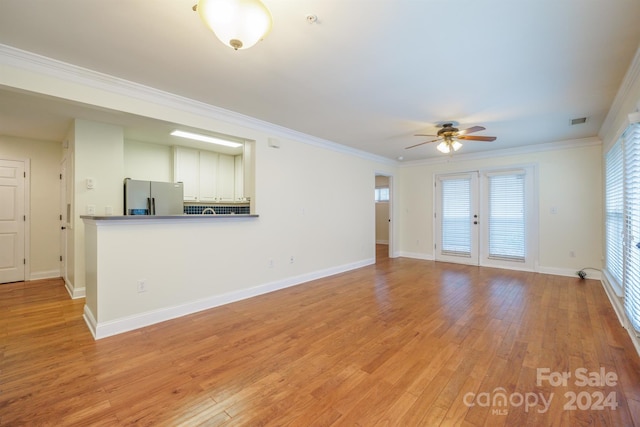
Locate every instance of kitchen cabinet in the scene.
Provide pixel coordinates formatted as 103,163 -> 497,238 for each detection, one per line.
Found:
173,146 -> 242,202
234,155 -> 244,201
173,147 -> 199,201
217,154 -> 235,201
198,151 -> 219,202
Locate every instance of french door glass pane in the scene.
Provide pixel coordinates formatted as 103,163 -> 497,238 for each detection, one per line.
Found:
441,178 -> 471,255
488,173 -> 525,261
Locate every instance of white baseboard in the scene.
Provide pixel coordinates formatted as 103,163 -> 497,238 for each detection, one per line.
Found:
537,266 -> 602,280
600,276 -> 640,357
83,305 -> 98,339
89,258 -> 375,340
64,279 -> 85,299
29,269 -> 61,280
396,251 -> 435,261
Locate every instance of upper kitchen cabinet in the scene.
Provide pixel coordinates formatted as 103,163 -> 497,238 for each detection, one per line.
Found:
234,155 -> 243,202
217,153 -> 235,202
199,150 -> 219,202
174,146 -> 199,201
173,146 -> 244,202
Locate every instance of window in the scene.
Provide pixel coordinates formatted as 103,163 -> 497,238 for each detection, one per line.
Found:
605,120 -> 640,334
375,187 -> 389,202
624,123 -> 640,332
605,140 -> 624,290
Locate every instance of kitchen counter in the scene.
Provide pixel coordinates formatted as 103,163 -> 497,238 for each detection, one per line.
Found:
81,212 -> 261,339
80,214 -> 259,220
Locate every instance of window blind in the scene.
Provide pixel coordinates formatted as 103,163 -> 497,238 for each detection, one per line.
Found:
488,172 -> 525,261
624,123 -> 640,332
375,187 -> 389,202
441,177 -> 471,255
605,140 -> 624,289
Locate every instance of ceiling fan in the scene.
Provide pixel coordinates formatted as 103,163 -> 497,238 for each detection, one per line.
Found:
406,123 -> 497,153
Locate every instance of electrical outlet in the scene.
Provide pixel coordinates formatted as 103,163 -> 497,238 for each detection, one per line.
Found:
569,250 -> 576,258
87,204 -> 96,215
268,259 -> 274,268
137,279 -> 147,293
290,256 -> 295,264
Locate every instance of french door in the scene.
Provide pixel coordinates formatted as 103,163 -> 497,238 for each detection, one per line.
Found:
435,173 -> 479,265
435,167 -> 536,270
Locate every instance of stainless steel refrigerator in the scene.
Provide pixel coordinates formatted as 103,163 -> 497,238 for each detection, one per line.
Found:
124,178 -> 184,215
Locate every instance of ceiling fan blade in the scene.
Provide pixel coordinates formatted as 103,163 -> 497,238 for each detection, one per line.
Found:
414,133 -> 437,137
405,138 -> 440,149
458,126 -> 486,135
457,135 -> 497,141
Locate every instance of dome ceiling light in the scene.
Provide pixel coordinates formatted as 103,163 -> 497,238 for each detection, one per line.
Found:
193,0 -> 273,50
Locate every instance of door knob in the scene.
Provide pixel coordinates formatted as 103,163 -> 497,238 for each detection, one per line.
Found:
61,226 -> 66,230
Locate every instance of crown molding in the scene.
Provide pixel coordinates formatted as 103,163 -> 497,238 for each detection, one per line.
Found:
599,45 -> 640,143
0,44 -> 395,166
399,136 -> 602,167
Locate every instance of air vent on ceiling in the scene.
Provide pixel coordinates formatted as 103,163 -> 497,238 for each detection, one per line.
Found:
571,117 -> 587,125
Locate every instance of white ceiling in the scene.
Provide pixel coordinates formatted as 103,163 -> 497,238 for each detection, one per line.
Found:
1,0 -> 640,161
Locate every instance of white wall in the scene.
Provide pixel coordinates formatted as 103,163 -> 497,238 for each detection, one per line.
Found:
123,139 -> 172,182
69,120 -> 124,295
397,141 -> 603,276
0,135 -> 62,279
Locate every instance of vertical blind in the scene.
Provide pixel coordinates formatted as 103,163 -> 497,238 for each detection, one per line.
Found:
441,177 -> 471,255
623,123 -> 640,332
488,172 -> 526,261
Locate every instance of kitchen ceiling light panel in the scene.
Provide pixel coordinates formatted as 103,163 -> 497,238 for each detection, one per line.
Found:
170,130 -> 243,148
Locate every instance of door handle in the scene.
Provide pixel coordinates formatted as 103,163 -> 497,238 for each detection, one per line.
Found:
474,221 -> 478,225
61,226 -> 66,230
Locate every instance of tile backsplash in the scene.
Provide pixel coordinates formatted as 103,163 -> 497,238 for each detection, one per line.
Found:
184,205 -> 250,215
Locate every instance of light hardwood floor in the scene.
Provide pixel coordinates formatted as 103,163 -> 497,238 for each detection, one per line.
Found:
2,246 -> 640,425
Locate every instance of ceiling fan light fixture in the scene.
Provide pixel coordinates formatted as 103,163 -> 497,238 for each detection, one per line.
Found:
196,0 -> 272,50
437,141 -> 451,154
436,138 -> 462,154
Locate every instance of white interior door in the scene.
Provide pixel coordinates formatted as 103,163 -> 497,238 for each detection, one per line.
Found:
60,157 -> 69,284
0,159 -> 26,283
435,172 -> 479,265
